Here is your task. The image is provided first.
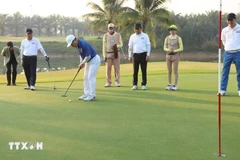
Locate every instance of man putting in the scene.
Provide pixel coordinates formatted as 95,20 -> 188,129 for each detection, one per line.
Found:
66,35 -> 101,101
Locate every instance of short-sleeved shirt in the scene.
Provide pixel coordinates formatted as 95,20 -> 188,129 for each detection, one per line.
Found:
77,39 -> 97,60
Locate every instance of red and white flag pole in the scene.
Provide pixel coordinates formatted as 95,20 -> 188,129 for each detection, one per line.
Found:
216,0 -> 225,157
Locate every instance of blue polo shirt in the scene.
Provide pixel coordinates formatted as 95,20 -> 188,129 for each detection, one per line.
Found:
77,39 -> 97,60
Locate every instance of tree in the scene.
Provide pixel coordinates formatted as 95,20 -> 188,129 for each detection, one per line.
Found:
82,0 -> 127,34
31,15 -> 45,36
49,14 -> 61,36
0,14 -> 8,36
9,12 -> 24,37
121,0 -> 171,48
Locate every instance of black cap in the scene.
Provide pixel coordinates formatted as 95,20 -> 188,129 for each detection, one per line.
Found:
135,22 -> 142,29
227,13 -> 236,20
26,28 -> 33,33
7,41 -> 13,48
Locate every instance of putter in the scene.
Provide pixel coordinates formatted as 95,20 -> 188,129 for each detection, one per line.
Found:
46,60 -> 56,90
62,68 -> 81,97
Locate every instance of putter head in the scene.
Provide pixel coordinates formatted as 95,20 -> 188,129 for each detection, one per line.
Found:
62,94 -> 67,97
54,87 -> 56,90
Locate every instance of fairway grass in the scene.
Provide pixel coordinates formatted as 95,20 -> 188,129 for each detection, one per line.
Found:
0,62 -> 239,160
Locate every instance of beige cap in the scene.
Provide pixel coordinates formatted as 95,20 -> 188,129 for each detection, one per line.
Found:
108,23 -> 115,28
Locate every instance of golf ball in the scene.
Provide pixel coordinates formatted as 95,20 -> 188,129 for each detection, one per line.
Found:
69,99 -> 71,102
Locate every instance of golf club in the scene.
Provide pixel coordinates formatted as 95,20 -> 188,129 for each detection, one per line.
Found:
120,47 -> 127,60
46,59 -> 56,90
62,67 -> 81,97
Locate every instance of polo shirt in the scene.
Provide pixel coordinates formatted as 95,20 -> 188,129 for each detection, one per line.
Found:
221,23 -> 240,51
128,32 -> 151,57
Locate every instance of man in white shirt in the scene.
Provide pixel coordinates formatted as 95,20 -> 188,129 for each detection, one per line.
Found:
128,23 -> 151,90
220,13 -> 240,96
20,28 -> 49,91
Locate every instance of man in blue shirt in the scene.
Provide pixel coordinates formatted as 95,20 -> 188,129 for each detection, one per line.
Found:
66,35 -> 101,101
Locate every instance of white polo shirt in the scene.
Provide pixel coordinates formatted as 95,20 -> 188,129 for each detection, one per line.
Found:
20,37 -> 47,58
128,32 -> 151,57
221,23 -> 240,51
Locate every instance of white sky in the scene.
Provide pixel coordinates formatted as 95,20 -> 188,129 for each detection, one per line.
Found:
0,0 -> 240,17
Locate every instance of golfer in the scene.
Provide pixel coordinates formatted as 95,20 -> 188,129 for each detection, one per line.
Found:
102,23 -> 123,87
163,24 -> 183,91
66,35 -> 101,101
220,13 -> 240,96
128,22 -> 151,90
20,28 -> 49,91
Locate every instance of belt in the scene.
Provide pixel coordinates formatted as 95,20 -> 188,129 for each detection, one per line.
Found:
226,49 -> 240,53
23,55 -> 37,57
87,55 -> 96,62
133,52 -> 147,54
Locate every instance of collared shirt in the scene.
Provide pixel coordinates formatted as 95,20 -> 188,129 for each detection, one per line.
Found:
128,32 -> 151,57
20,37 -> 47,59
221,23 -> 240,51
77,39 -> 97,61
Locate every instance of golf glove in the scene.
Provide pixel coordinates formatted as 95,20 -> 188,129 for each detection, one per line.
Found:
45,56 -> 49,61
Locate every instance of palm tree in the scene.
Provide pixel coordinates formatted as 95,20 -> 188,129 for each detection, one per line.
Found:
31,15 -> 45,36
9,12 -> 24,37
82,0 -> 127,34
49,14 -> 61,36
121,0 -> 171,48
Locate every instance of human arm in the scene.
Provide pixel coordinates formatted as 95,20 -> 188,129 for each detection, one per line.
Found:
1,48 -> 6,56
221,29 -> 225,46
173,37 -> 183,53
128,35 -> 133,61
36,39 -> 49,60
163,37 -> 169,52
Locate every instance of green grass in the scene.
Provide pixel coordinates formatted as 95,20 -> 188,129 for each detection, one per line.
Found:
0,62 -> 239,160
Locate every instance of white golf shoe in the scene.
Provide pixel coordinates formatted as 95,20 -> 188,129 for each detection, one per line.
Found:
141,85 -> 147,90
24,86 -> 30,90
84,95 -> 95,101
132,85 -> 138,90
171,85 -> 178,91
79,94 -> 88,100
104,83 -> 111,87
165,84 -> 172,90
219,90 -> 226,96
115,82 -> 121,87
30,85 -> 35,91
238,91 -> 240,96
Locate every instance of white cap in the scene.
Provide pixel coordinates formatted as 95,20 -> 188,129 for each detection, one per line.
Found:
66,35 -> 75,47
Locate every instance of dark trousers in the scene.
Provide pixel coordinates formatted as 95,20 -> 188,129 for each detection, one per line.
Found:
133,52 -> 147,86
22,56 -> 37,86
6,62 -> 17,84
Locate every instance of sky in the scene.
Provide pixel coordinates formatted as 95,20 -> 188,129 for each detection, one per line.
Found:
0,0 -> 240,17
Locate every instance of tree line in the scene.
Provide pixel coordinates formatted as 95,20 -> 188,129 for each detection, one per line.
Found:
0,0 -> 238,52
